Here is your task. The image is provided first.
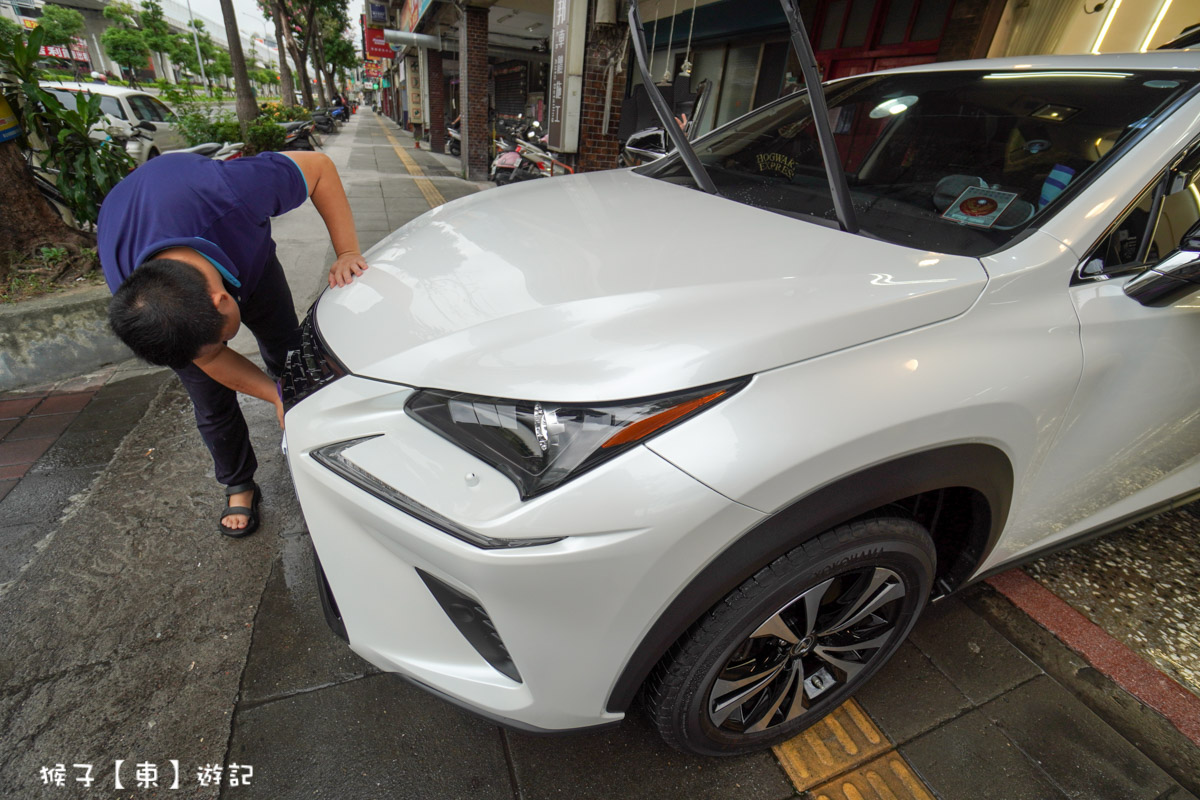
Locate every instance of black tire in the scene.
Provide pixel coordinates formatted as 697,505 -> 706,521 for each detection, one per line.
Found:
147,148 -> 159,160
645,517 -> 935,756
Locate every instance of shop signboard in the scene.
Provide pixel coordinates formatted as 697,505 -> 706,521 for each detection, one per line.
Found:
368,2 -> 387,25
364,62 -> 382,78
0,96 -> 21,144
405,53 -> 423,124
20,19 -> 90,62
365,27 -> 393,61
400,0 -> 433,33
547,0 -> 586,153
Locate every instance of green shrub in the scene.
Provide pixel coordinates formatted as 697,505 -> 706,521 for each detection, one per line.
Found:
245,118 -> 285,154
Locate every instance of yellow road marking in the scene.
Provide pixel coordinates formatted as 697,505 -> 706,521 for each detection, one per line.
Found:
374,113 -> 445,209
772,700 -> 935,799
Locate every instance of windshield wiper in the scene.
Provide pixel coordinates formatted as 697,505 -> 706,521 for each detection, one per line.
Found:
627,1 -> 718,195
778,0 -> 859,234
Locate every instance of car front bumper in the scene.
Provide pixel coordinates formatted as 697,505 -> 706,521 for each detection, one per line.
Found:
283,373 -> 765,731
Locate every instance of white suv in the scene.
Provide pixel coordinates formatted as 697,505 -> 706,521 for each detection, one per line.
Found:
281,52 -> 1200,755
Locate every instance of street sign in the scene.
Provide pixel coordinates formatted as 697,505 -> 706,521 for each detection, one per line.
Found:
547,0 -> 586,153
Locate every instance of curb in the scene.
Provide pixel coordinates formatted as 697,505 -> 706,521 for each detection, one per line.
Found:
0,285 -> 131,392
988,569 -> 1200,745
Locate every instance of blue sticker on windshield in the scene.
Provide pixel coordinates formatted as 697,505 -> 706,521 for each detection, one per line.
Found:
942,186 -> 1019,228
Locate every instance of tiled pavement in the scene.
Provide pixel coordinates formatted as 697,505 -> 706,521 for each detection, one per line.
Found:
1,112 -> 1198,799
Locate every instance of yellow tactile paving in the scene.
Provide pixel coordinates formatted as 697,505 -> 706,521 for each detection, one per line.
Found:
772,700 -> 890,789
807,752 -> 936,800
374,114 -> 446,209
773,700 -> 937,799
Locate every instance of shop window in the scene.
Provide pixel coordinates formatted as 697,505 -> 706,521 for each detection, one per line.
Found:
880,0 -> 917,45
819,0 -> 847,50
715,45 -> 762,128
753,42 -> 789,110
911,0 -> 952,41
842,0 -> 877,48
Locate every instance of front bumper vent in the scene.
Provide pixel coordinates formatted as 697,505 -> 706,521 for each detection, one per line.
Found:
417,569 -> 522,683
281,305 -> 348,410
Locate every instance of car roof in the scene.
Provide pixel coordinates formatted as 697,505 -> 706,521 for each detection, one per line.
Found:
867,50 -> 1200,76
38,81 -> 146,98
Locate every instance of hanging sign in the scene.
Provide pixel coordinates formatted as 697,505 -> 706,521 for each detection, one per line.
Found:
368,2 -> 387,24
547,0 -> 587,153
0,96 -> 21,144
365,27 -> 393,60
405,53 -> 423,124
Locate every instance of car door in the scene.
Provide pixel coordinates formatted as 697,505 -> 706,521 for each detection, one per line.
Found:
126,94 -> 182,154
1030,139 -> 1200,546
147,96 -> 186,150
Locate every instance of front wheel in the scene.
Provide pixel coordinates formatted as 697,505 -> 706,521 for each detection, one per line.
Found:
645,517 -> 935,756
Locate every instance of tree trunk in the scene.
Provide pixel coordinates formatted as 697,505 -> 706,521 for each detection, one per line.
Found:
0,140 -> 95,282
216,0 -> 258,133
271,9 -> 295,107
312,43 -> 328,108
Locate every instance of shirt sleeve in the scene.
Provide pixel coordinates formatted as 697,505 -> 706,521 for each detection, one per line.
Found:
219,152 -> 309,220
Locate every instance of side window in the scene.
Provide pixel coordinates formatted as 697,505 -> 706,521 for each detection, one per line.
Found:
99,96 -> 126,120
150,97 -> 175,122
1081,150 -> 1200,279
126,95 -> 163,122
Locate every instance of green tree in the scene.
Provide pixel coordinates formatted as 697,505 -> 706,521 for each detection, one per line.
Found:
38,5 -> 85,48
102,2 -> 140,30
102,27 -> 149,87
140,0 -> 175,81
0,16 -> 22,50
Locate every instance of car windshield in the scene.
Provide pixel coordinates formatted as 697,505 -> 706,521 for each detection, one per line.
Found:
44,88 -> 126,120
641,69 -> 1198,257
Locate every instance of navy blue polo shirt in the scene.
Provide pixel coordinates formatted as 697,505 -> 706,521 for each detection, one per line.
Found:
97,152 -> 309,299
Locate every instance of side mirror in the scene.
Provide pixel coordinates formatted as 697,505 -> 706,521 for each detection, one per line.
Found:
625,146 -> 667,164
136,120 -> 157,132
1124,219 -> 1200,306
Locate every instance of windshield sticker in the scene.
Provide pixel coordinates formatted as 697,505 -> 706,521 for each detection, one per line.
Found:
756,152 -> 798,179
942,186 -> 1019,228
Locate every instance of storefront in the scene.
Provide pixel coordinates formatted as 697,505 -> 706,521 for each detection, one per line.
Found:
630,0 -> 1003,138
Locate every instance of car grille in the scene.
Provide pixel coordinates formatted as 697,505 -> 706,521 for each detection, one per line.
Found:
281,305 -> 347,410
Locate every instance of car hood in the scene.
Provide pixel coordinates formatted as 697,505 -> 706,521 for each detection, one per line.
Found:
316,170 -> 987,402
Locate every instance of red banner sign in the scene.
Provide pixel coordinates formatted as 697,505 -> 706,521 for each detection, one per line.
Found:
364,27 -> 393,60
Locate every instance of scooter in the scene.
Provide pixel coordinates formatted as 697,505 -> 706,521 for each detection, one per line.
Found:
447,123 -> 461,157
490,138 -> 520,184
281,120 -> 321,151
509,124 -> 574,181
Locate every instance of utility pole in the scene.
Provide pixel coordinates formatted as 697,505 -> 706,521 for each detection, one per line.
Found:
184,0 -> 208,86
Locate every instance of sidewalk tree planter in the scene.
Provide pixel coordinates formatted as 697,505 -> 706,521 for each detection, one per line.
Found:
0,27 -> 96,285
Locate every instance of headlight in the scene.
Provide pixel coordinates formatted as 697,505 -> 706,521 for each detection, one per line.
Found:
405,378 -> 749,499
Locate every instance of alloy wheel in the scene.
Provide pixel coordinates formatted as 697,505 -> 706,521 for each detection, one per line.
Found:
707,566 -> 907,734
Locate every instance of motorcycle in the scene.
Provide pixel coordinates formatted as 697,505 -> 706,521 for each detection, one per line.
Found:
447,123 -> 461,157
509,124 -> 574,182
310,109 -> 336,135
281,120 -> 322,151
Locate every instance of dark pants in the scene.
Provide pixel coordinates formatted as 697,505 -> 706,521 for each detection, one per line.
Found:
174,254 -> 301,488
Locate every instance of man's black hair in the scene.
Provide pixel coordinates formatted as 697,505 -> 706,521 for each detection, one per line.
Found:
108,258 -> 225,369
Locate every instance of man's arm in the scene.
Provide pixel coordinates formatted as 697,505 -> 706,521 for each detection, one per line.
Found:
280,151 -> 368,288
194,344 -> 285,428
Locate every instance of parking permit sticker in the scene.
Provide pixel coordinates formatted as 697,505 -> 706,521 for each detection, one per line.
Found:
942,186 -> 1018,228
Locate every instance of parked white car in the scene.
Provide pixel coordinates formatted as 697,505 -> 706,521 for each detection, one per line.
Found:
281,51 -> 1200,755
39,82 -> 187,163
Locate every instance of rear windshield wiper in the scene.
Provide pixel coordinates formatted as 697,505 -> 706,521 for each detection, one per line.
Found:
627,0 -> 718,195
778,0 -> 859,234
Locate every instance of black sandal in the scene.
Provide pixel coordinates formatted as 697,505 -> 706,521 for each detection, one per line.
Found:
219,481 -> 262,537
